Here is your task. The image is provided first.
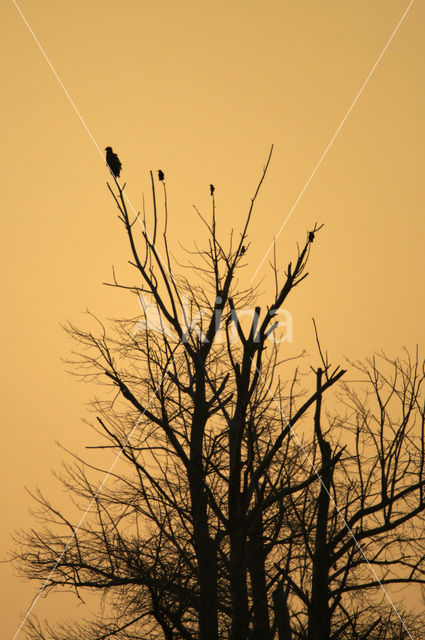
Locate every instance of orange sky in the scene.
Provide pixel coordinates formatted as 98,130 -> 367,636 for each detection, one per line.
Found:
1,1 -> 424,636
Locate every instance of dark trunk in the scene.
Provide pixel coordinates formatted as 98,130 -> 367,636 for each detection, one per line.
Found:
247,511 -> 272,640
308,369 -> 332,640
190,376 -> 219,640
229,409 -> 249,640
189,465 -> 219,640
272,580 -> 292,640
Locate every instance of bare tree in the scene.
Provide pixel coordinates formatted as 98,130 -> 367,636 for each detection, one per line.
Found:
273,351 -> 425,640
11,153 -> 425,640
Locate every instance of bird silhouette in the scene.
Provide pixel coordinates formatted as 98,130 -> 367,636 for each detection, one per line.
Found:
241,245 -> 246,255
308,231 -> 315,243
210,184 -> 215,196
105,147 -> 122,178
158,169 -> 165,181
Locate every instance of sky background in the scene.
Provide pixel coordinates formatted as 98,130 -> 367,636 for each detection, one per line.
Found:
1,1 -> 424,637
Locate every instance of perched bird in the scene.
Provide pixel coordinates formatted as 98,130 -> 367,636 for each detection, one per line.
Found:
158,169 -> 165,181
241,245 -> 246,255
308,231 -> 315,243
210,184 -> 215,196
105,146 -> 122,178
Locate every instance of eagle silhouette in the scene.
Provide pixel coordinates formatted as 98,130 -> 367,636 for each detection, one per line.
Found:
105,147 -> 122,178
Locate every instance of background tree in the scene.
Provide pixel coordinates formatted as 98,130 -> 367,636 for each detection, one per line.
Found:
11,155 -> 425,640
274,352 -> 425,640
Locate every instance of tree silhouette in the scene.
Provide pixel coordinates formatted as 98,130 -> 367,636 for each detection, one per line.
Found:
11,152 -> 425,640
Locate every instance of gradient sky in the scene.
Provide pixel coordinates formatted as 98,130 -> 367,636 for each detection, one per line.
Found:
1,1 -> 424,636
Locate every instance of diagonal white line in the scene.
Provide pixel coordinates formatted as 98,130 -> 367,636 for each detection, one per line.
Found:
12,0 -> 169,268
252,360 -> 414,639
250,0 -> 416,283
11,0 -> 416,636
12,364 -> 173,640
13,1 -> 104,162
10,6 -> 180,637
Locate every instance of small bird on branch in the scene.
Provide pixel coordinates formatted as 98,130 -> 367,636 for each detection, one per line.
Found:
158,169 -> 165,181
210,184 -> 215,196
240,245 -> 246,255
308,231 -> 315,243
105,146 -> 122,178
